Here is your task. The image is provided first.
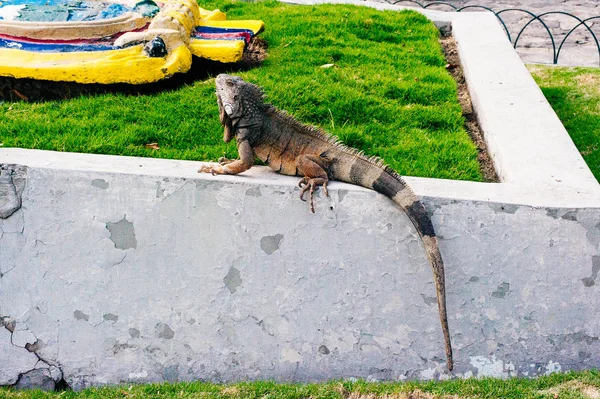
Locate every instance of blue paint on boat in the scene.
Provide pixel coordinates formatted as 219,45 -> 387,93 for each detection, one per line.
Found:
69,3 -> 129,21
0,0 -> 132,22
0,16 -> 257,53
194,26 -> 255,35
0,24 -> 256,53
0,38 -> 116,52
132,0 -> 158,18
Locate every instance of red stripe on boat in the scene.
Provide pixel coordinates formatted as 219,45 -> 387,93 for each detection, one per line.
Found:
193,32 -> 252,43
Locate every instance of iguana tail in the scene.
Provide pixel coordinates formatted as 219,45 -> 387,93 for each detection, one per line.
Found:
332,156 -> 453,371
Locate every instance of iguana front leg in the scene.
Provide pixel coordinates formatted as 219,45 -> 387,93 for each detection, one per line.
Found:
198,139 -> 254,175
296,154 -> 330,213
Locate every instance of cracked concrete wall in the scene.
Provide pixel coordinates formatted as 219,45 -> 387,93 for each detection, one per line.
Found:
0,165 -> 26,219
0,155 -> 599,389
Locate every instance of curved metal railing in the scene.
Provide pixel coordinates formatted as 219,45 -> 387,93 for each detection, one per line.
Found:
380,0 -> 600,66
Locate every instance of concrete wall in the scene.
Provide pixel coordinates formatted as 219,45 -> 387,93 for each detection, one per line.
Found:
1,1 -> 600,390
0,150 -> 599,389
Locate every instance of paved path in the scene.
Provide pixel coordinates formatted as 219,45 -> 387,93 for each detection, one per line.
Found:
384,0 -> 600,67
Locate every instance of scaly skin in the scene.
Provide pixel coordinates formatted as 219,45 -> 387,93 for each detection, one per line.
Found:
199,74 -> 453,371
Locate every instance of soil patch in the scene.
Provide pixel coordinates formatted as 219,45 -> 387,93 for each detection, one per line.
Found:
0,37 -> 268,102
575,72 -> 600,98
439,36 -> 499,182
345,390 -> 465,399
538,380 -> 600,399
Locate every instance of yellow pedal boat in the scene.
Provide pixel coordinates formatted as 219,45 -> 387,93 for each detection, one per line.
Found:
0,0 -> 264,84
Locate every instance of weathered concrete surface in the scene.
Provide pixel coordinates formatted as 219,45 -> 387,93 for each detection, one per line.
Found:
0,316 -> 62,388
0,149 -> 599,388
0,165 -> 25,219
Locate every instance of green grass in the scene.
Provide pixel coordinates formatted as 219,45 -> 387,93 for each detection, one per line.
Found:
1,370 -> 599,399
527,64 -> 600,183
0,1 -> 483,182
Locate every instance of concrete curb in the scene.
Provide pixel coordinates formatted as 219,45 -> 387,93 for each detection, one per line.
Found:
0,149 -> 598,208
451,13 -> 598,188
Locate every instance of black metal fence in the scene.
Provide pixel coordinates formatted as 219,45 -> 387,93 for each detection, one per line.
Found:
380,0 -> 600,66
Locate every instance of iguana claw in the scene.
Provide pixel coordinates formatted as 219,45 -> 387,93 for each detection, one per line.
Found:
298,178 -> 329,213
198,165 -> 218,175
298,177 -> 309,188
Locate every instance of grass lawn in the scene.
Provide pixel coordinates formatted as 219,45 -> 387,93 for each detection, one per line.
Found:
527,64 -> 600,183
0,1 -> 483,182
1,370 -> 599,398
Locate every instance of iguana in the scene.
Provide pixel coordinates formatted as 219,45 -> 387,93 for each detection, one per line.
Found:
199,74 -> 453,371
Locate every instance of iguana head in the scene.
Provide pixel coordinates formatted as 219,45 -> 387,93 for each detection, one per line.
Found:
215,74 -> 267,142
215,74 -> 245,119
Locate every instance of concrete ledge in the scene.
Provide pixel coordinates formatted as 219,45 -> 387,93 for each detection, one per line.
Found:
451,14 -> 598,188
0,149 -> 598,208
1,149 -> 599,389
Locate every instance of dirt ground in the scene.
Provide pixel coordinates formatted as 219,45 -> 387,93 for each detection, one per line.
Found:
439,36 -> 499,182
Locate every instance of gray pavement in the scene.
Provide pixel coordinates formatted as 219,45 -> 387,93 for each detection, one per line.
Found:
386,0 -> 600,67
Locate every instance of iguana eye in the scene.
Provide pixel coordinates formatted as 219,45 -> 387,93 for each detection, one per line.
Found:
226,80 -> 234,87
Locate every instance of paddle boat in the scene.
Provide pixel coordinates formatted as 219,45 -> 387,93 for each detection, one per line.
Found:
0,0 -> 264,83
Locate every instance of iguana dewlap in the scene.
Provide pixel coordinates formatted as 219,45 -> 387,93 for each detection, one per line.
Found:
199,74 -> 453,371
